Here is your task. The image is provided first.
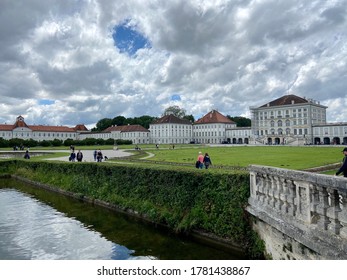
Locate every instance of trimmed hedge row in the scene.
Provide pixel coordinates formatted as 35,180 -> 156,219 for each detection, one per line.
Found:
0,160 -> 264,258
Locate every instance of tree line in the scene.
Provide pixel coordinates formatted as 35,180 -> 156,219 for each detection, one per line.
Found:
92,106 -> 251,132
0,137 -> 132,149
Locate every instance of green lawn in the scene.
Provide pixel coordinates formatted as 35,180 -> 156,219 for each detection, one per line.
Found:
142,145 -> 343,170
1,144 -> 344,171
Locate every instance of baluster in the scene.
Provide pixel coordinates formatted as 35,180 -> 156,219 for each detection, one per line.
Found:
316,186 -> 331,231
259,174 -> 267,204
280,179 -> 289,214
277,177 -> 285,211
339,194 -> 347,238
310,185 -> 320,224
272,176 -> 279,209
249,171 -> 257,199
327,188 -> 342,234
287,180 -> 296,216
255,173 -> 263,202
264,175 -> 271,205
267,175 -> 274,207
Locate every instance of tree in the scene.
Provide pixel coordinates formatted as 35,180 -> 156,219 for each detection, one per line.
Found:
227,116 -> 251,127
92,118 -> 113,131
183,114 -> 195,123
163,105 -> 186,118
112,116 -> 126,126
131,115 -> 158,129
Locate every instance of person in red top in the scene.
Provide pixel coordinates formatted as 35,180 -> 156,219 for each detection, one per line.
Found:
196,151 -> 204,169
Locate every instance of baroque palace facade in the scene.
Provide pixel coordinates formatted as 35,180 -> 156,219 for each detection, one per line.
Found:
1,94 -> 347,146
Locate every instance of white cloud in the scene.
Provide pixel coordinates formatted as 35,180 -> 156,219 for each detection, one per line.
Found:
1,0 -> 347,127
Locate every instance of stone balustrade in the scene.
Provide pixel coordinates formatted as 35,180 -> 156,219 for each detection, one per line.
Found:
247,165 -> 347,259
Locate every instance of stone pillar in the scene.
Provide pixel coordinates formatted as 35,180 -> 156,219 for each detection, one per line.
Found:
295,182 -> 311,223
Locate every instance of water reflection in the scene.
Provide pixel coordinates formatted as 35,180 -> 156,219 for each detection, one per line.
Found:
0,179 -> 244,260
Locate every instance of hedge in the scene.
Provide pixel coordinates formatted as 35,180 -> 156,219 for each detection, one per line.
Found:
0,160 -> 264,258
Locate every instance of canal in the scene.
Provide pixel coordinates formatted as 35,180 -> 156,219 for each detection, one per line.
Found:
0,178 -> 245,260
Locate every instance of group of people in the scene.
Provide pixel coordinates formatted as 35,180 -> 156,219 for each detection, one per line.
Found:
93,149 -> 108,162
69,150 -> 84,162
69,149 -> 109,162
196,151 -> 212,169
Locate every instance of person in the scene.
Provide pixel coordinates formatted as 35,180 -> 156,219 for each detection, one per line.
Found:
24,150 -> 30,159
196,151 -> 204,169
76,150 -> 83,162
203,153 -> 212,169
93,149 -> 97,161
97,150 -> 103,162
336,147 -> 347,177
70,151 -> 76,162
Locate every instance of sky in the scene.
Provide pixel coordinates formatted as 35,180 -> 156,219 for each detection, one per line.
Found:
1,0 -> 347,129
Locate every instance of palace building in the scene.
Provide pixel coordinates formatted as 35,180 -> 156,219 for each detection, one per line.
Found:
0,115 -> 88,141
1,94 -> 347,145
250,94 -> 347,145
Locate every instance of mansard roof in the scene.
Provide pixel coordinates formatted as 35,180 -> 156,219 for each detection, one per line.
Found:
104,124 -> 149,133
151,114 -> 192,125
194,110 -> 235,125
260,94 -> 308,108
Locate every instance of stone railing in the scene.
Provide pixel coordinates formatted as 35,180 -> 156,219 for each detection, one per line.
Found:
247,165 -> 347,259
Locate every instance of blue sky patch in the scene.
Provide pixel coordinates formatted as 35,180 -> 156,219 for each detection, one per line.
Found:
171,94 -> 181,101
38,99 -> 55,105
113,20 -> 151,56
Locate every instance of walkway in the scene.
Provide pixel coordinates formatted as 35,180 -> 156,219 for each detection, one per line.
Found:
43,149 -> 132,162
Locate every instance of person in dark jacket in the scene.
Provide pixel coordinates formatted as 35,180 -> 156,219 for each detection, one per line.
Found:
203,153 -> 212,169
336,147 -> 347,177
24,150 -> 30,159
76,150 -> 83,162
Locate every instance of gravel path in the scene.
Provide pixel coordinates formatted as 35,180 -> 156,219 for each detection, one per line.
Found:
43,149 -> 133,162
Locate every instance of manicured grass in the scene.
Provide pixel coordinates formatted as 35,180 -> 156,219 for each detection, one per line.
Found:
1,144 -> 344,171
143,145 -> 343,170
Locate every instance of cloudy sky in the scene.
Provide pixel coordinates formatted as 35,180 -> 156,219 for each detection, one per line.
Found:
1,0 -> 346,128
